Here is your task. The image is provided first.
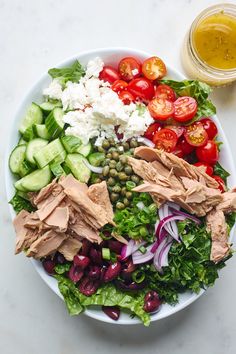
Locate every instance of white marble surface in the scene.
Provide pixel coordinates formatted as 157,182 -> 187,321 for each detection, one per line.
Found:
1,0 -> 236,353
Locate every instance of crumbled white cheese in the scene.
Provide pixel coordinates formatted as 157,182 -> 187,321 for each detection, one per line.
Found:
85,57 -> 104,78
61,81 -> 89,110
43,79 -> 63,100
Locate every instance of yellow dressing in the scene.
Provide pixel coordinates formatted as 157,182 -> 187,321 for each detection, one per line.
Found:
193,12 -> 236,70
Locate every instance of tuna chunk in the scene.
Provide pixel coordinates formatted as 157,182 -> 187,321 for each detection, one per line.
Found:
45,206 -> 70,232
69,216 -> 102,244
58,237 -> 82,261
36,191 -> 66,221
217,188 -> 236,213
26,230 -> 67,258
206,209 -> 230,263
87,181 -> 114,221
59,174 -> 88,194
13,210 -> 38,254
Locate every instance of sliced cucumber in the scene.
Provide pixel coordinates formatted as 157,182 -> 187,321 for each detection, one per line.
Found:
88,152 -> 105,167
62,162 -> 71,175
50,162 -> 66,177
34,138 -> 66,168
61,135 -> 82,153
17,191 -> 30,200
19,160 -> 34,177
33,124 -> 51,140
19,103 -> 43,134
23,126 -> 36,141
65,154 -> 91,183
26,138 -> 49,165
40,101 -> 62,112
45,107 -> 64,139
9,145 -> 26,174
15,166 -> 52,192
18,137 -> 27,145
76,142 -> 92,157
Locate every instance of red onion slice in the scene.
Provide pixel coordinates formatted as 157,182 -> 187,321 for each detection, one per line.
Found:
83,160 -> 103,174
137,137 -> 155,148
132,244 -> 154,264
156,214 -> 186,242
120,240 -> 145,260
153,236 -> 173,271
171,208 -> 201,225
151,229 -> 168,253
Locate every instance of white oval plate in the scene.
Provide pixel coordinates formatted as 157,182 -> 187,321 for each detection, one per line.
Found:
5,47 -> 236,325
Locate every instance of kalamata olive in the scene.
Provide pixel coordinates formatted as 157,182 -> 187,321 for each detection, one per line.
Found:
108,240 -> 123,254
121,259 -> 136,280
143,291 -> 161,313
80,239 -> 91,256
68,265 -> 83,283
89,248 -> 102,265
79,277 -> 100,296
73,255 -> 90,269
42,259 -> 56,275
102,306 -> 120,321
54,252 -> 66,264
100,266 -> 107,281
115,280 -> 146,291
104,262 -> 122,282
88,265 -> 101,280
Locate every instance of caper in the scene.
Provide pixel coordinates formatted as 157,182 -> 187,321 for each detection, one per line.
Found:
131,175 -> 140,184
94,178 -> 102,184
102,159 -> 110,167
102,166 -> 110,177
110,193 -> 119,202
126,191 -> 133,200
130,139 -> 138,148
122,142 -> 130,151
123,198 -> 130,206
108,137 -> 115,146
121,187 -> 127,196
98,146 -> 106,153
109,169 -> 118,177
119,155 -> 127,164
109,160 -> 117,169
102,139 -> 110,149
107,177 -> 116,186
112,151 -> 120,161
108,147 -> 116,153
117,146 -> 124,154
118,172 -> 128,181
120,181 -> 126,186
116,202 -> 125,210
106,153 -> 112,159
112,185 -> 121,193
129,148 -> 135,154
116,161 -> 124,172
124,165 -> 133,175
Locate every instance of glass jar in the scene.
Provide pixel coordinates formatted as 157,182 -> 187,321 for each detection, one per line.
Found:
181,3 -> 236,86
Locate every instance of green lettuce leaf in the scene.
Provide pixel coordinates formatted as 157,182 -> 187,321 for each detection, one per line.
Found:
9,193 -> 35,214
213,162 -> 230,182
48,60 -> 85,84
55,275 -> 150,326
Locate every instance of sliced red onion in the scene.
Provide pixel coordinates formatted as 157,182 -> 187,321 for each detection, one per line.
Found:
151,229 -> 168,253
83,160 -> 103,174
166,201 -> 180,210
159,204 -> 178,239
171,208 -> 201,225
156,215 -> 186,242
120,240 -> 145,260
153,237 -> 173,271
132,244 -> 154,264
136,201 -> 145,210
137,137 -> 155,148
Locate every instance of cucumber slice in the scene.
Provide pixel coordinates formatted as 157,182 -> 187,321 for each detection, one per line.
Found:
88,152 -> 105,167
26,138 -> 49,165
33,124 -> 51,140
18,137 -> 27,145
40,101 -> 62,112
50,162 -> 66,177
45,107 -> 64,139
23,126 -> 36,141
62,162 -> 71,175
19,160 -> 34,177
76,142 -> 92,157
19,103 -> 43,134
9,145 -> 26,174
34,138 -> 66,168
15,166 -> 52,192
61,135 -> 81,153
16,191 -> 30,200
65,154 -> 91,183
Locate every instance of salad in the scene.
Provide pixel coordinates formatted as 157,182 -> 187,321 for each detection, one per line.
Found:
9,54 -> 236,326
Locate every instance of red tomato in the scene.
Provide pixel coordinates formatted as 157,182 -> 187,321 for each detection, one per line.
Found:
174,96 -> 198,122
118,90 -> 135,105
200,118 -> 218,140
172,145 -> 184,158
211,175 -> 226,193
177,137 -> 194,155
165,125 -> 185,138
99,66 -> 120,84
118,57 -> 142,81
142,57 -> 167,80
111,80 -> 128,93
184,122 -> 208,147
144,122 -> 162,140
148,98 -> 174,121
152,128 -> 178,152
193,162 -> 214,176
196,140 -> 219,165
128,78 -> 155,101
154,84 -> 176,102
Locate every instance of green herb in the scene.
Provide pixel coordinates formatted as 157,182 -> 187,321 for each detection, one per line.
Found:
161,79 -> 216,122
55,275 -> 150,326
213,162 -> 230,182
54,263 -> 71,275
132,270 -> 146,283
48,60 -> 85,84
9,193 -> 35,214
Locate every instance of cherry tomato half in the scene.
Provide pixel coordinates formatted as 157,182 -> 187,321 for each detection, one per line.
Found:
196,140 -> 219,165
211,175 -> 226,193
111,80 -> 128,93
174,96 -> 198,122
99,66 -> 120,84
128,77 -> 155,102
144,122 -> 162,141
177,136 -> 194,155
118,90 -> 135,105
200,118 -> 218,140
154,84 -> 176,102
118,57 -> 142,81
184,122 -> 208,147
193,162 -> 214,176
148,98 -> 174,121
142,56 -> 167,81
152,128 -> 178,152
165,125 -> 185,138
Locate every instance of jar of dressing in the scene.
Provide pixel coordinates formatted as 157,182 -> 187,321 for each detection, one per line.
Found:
182,3 -> 236,86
